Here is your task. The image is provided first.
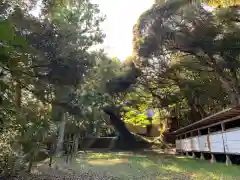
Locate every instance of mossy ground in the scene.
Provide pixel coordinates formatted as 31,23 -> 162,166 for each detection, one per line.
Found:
32,151 -> 240,180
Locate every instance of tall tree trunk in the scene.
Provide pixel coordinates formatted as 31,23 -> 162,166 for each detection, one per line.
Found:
52,86 -> 69,156
48,141 -> 55,167
65,134 -> 72,164
55,113 -> 66,156
27,152 -> 34,173
49,156 -> 53,167
73,133 -> 79,155
104,107 -> 135,140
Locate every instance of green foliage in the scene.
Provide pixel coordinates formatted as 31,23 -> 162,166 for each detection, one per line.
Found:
0,0 -> 240,176
124,111 -> 149,127
122,86 -> 159,127
133,2 -> 240,128
74,52 -> 122,135
106,60 -> 141,94
0,128 -> 25,176
0,0 -> 108,175
64,152 -> 240,180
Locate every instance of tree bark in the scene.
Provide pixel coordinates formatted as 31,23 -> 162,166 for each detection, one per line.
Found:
103,106 -> 151,150
55,114 -> 66,156
27,152 -> 34,173
49,156 -> 53,167
104,107 -> 136,140
74,133 -> 79,155
48,141 -> 55,167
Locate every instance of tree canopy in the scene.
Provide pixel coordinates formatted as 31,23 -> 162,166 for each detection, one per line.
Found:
1,0 -> 240,176
132,1 -> 240,127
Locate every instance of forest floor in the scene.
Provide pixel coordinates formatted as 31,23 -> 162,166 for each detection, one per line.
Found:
25,151 -> 240,180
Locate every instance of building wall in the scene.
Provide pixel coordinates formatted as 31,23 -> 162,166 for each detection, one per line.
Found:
209,132 -> 224,153
176,139 -> 181,150
199,135 -> 210,152
176,127 -> 240,155
224,129 -> 240,154
191,136 -> 200,151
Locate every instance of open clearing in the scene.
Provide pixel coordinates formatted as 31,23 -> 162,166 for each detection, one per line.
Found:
30,151 -> 240,180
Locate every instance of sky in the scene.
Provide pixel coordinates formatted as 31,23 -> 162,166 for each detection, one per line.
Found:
91,0 -> 155,60
31,0 -> 155,60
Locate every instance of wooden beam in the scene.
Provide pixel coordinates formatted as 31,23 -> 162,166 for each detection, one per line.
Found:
176,115 -> 240,136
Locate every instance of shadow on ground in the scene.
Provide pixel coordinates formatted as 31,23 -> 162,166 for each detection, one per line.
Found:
29,151 -> 240,180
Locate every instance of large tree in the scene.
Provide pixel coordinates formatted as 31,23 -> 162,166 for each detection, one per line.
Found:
132,1 -> 240,127
0,0 -> 106,174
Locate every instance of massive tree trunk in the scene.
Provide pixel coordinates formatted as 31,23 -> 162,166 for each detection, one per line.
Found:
103,106 -> 151,150
52,86 -> 70,156
104,107 -> 135,139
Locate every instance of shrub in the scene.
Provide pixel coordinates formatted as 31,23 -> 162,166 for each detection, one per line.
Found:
0,129 -> 25,177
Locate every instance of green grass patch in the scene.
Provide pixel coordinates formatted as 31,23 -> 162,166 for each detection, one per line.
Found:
53,152 -> 240,180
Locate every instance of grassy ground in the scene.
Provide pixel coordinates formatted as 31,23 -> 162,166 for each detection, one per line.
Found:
36,151 -> 240,180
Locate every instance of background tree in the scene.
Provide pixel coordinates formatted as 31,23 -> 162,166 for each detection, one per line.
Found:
132,1 -> 240,128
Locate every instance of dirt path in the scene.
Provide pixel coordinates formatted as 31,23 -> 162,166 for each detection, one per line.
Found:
11,161 -> 119,180
11,168 -> 119,180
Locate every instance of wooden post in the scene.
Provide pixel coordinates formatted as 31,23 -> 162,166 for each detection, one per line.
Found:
208,127 -> 215,163
185,133 -> 189,156
65,133 -> 73,164
198,130 -> 205,160
221,123 -> 226,153
70,133 -> 74,162
221,123 -> 225,131
198,129 -> 201,137
180,135 -> 184,156
74,133 -> 80,156
210,153 -> 216,163
49,142 -> 55,167
190,131 -> 193,154
65,134 -> 69,164
192,152 -> 196,158
190,131 -> 195,158
221,123 -> 230,166
226,154 -> 232,166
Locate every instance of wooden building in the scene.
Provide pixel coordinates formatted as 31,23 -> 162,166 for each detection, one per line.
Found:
172,106 -> 240,165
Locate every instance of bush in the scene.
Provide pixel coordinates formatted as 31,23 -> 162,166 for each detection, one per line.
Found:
0,129 -> 25,177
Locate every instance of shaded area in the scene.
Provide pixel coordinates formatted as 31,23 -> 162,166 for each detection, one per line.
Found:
103,106 -> 152,150
27,151 -> 240,180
